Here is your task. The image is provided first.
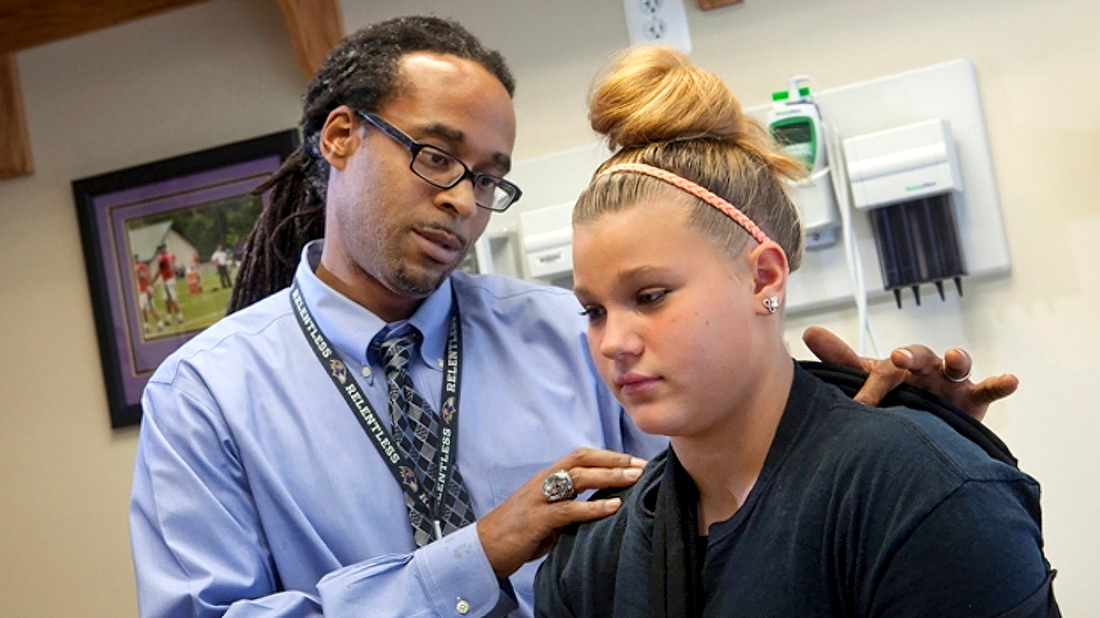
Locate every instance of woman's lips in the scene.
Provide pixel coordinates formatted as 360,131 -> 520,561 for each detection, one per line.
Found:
616,373 -> 660,397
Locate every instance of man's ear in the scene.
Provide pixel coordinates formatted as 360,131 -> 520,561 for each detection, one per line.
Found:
319,105 -> 362,172
748,241 -> 790,315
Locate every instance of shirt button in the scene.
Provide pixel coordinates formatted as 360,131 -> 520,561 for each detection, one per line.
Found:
455,598 -> 470,615
437,358 -> 445,369
361,366 -> 372,378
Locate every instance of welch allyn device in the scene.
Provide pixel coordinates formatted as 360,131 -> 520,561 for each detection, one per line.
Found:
844,118 -> 967,308
767,79 -> 841,250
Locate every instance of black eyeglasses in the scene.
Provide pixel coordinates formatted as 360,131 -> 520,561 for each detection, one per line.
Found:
357,111 -> 522,212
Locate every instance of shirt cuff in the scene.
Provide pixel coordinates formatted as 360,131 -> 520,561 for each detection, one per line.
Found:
417,524 -> 512,617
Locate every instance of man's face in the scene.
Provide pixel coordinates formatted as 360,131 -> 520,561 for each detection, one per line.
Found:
322,52 -> 516,315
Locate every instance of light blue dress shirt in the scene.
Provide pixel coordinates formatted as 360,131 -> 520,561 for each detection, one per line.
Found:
130,241 -> 666,617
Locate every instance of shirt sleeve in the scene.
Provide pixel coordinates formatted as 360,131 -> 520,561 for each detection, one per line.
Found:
315,525 -> 516,617
866,478 -> 1057,618
131,378 -> 513,618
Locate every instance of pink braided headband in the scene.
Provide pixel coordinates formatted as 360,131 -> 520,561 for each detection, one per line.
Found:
598,163 -> 772,246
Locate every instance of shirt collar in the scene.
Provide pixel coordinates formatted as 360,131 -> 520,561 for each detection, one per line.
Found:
295,240 -> 451,372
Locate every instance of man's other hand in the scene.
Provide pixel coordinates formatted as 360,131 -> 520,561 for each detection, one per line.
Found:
803,326 -> 1019,423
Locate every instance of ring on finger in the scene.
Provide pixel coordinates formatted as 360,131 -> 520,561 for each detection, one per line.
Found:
542,469 -> 576,503
942,358 -> 972,383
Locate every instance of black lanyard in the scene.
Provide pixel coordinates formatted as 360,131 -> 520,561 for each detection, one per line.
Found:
290,279 -> 463,540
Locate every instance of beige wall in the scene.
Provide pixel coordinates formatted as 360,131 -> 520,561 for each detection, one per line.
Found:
1,0 -> 1096,615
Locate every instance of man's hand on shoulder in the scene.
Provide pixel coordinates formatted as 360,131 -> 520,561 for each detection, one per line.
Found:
803,326 -> 1019,422
476,448 -> 646,578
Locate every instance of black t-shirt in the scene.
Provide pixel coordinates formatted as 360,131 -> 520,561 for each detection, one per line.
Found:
536,363 -> 1058,618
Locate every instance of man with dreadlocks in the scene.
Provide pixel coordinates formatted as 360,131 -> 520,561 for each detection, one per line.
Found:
130,14 -> 1016,618
131,17 -> 660,617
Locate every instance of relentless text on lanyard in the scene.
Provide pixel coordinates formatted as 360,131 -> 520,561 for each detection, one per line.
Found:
290,280 -> 464,540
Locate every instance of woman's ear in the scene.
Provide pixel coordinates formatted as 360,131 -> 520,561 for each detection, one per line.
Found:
319,105 -> 361,171
748,241 -> 790,315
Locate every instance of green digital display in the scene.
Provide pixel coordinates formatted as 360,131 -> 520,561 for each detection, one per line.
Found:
771,119 -> 813,147
770,117 -> 818,170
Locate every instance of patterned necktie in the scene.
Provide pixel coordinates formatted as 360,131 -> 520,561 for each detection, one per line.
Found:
377,326 -> 476,547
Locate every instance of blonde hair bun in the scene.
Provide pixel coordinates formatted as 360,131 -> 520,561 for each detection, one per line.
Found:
589,46 -> 802,182
589,46 -> 743,149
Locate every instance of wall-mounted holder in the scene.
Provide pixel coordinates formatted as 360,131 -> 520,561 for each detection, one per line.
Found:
748,58 -> 1009,314
495,142 -> 611,287
844,118 -> 968,308
519,202 -> 576,288
493,59 -> 1009,317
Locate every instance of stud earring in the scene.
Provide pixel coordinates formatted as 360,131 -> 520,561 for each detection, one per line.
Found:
762,296 -> 779,314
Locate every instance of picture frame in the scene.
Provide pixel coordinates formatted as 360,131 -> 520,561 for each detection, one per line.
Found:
73,129 -> 300,428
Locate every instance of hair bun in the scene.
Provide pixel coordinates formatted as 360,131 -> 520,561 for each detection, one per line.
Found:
589,46 -> 744,151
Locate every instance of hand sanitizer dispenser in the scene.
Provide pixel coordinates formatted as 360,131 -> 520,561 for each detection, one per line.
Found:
844,118 -> 967,307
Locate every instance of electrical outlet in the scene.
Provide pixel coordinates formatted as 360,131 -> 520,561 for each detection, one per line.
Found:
622,0 -> 692,53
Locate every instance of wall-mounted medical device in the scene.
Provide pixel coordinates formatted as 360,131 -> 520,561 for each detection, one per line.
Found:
518,202 -> 575,288
844,119 -> 967,307
493,142 -> 611,286
493,59 -> 1010,324
766,79 -> 841,249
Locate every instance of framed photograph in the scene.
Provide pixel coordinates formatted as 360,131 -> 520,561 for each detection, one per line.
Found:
74,130 -> 299,428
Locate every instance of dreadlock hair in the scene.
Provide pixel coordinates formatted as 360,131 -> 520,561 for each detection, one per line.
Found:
228,15 -> 515,313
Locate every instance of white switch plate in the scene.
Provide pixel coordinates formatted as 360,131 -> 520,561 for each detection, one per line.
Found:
622,0 -> 692,53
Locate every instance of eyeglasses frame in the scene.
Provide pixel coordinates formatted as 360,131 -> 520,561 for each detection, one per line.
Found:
357,111 -> 522,212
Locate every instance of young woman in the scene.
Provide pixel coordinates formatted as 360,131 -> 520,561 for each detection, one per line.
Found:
534,46 -> 1059,618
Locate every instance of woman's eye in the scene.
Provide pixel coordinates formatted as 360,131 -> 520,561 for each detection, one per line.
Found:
637,289 -> 668,306
579,306 -> 605,320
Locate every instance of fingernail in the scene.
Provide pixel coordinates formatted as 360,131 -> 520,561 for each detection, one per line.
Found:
896,349 -> 913,363
605,497 -> 622,511
629,457 -> 647,468
623,467 -> 642,480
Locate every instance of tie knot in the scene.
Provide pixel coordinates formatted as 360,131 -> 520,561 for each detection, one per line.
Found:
377,326 -> 422,372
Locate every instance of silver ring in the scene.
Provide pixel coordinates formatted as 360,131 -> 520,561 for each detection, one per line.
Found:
542,469 -> 576,503
942,358 -> 971,383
